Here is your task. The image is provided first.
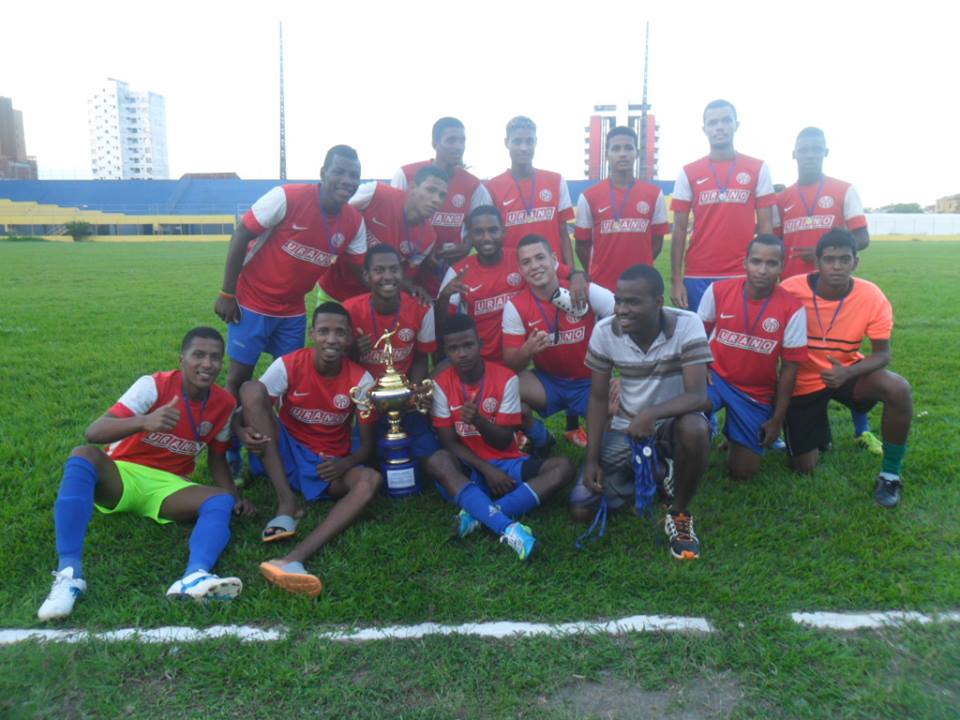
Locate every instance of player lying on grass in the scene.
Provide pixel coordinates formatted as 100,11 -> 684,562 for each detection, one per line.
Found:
697,234 -> 807,479
38,327 -> 253,621
780,229 -> 913,508
425,314 -> 574,560
572,265 -> 713,560
236,302 -> 382,596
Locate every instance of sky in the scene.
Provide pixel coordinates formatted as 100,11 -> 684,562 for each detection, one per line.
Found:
3,0 -> 958,207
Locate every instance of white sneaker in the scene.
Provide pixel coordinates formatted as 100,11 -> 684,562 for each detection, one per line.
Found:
166,571 -> 242,602
38,567 -> 87,621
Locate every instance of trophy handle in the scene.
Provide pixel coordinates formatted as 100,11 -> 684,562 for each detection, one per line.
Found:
412,378 -> 433,415
349,384 -> 373,419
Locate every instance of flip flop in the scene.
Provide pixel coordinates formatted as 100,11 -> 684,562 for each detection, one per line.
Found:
259,561 -> 323,597
261,514 -> 299,543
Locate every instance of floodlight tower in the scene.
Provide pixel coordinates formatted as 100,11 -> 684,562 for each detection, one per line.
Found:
638,21 -> 651,182
279,22 -> 287,181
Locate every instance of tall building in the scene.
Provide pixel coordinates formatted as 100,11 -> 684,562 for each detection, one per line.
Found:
584,104 -> 659,181
0,96 -> 38,179
88,79 -> 169,180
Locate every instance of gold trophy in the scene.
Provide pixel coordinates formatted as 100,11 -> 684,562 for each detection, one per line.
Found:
349,328 -> 433,497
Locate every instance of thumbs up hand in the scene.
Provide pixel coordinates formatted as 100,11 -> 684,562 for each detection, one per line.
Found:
144,397 -> 181,432
820,355 -> 849,389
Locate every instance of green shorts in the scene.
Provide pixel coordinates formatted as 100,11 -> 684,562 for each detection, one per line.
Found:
95,460 -> 196,525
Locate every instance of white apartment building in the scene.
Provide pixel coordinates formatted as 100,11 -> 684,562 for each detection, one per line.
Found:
88,79 -> 169,180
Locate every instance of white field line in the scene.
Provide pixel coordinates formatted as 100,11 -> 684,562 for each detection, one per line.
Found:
0,615 -> 711,646
792,611 -> 960,630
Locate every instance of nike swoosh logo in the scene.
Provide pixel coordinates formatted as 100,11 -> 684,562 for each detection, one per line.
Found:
467,284 -> 483,293
720,313 -> 736,319
528,319 -> 542,327
450,405 -> 463,411
783,205 -> 795,212
292,224 -> 309,231
598,206 -> 611,213
503,198 -> 516,206
696,177 -> 710,185
292,390 -> 310,397
371,216 -> 387,227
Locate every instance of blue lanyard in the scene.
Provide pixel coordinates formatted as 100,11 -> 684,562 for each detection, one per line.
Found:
316,184 -> 341,252
797,177 -> 825,218
511,172 -> 537,215
608,179 -> 636,221
532,293 -> 561,343
459,367 -> 486,411
708,156 -> 737,193
180,383 -> 208,442
742,286 -> 773,336
369,296 -> 401,339
811,278 -> 847,343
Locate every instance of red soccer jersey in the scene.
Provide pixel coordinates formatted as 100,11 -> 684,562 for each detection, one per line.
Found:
106,370 -> 236,477
259,349 -> 375,457
343,292 -> 437,378
775,177 -> 867,278
431,361 -> 524,461
781,274 -> 893,396
502,283 -> 615,380
485,169 -> 574,258
237,184 -> 366,316
697,278 -> 808,404
574,179 -> 669,291
671,154 -> 776,278
393,161 -> 486,247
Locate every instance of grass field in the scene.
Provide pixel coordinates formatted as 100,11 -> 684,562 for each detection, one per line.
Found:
1,240 -> 958,718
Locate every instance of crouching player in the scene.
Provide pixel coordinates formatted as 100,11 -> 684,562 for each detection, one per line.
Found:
781,229 -> 912,507
697,234 -> 807,479
237,303 -> 382,595
426,314 -> 574,560
572,266 -> 713,560
38,327 -> 252,621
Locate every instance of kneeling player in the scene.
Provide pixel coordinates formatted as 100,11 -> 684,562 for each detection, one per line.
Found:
572,266 -> 713,560
697,235 -> 807,479
237,303 -> 382,595
38,327 -> 252,621
426,314 -> 574,560
781,229 -> 912,507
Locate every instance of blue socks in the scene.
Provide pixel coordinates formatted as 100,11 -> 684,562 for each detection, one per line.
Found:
852,410 -> 870,437
454,483 -> 511,535
185,494 -> 235,576
495,482 -> 540,518
526,419 -> 551,449
54,456 -> 100,578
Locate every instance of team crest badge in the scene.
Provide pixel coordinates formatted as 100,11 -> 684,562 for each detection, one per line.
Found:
451,193 -> 466,208
482,397 -> 498,414
330,232 -> 345,249
736,172 -> 752,185
333,394 -> 351,410
539,188 -> 553,202
565,313 -> 580,324
507,272 -> 522,287
762,317 -> 780,333
818,196 -> 835,209
636,200 -> 650,215
198,421 -> 213,437
398,328 -> 415,342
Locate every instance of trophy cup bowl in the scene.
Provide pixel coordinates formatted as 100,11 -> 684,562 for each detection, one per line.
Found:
349,328 -> 433,497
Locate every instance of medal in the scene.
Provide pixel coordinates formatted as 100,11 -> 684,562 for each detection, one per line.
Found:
718,191 -> 728,202
804,216 -> 814,228
611,220 -> 622,232
608,179 -> 635,233
798,177 -> 825,229
526,212 -> 537,224
708,156 -> 737,205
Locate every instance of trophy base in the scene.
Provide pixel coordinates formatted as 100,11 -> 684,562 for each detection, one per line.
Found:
379,433 -> 422,498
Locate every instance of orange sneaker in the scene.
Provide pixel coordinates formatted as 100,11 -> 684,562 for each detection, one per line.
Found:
564,427 -> 588,448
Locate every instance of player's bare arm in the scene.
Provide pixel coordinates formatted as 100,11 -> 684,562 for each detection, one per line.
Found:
756,206 -> 774,236
762,360 -> 799,447
583,369 -> 611,493
669,211 -> 690,308
215,223 -> 260,323
84,400 -> 180,444
627,362 -> 709,439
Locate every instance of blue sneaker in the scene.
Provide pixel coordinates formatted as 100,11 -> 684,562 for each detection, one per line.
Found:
770,436 -> 787,451
453,509 -> 480,538
500,522 -> 536,560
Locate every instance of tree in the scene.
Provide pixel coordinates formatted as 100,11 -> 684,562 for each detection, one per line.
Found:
883,203 -> 924,214
64,221 -> 94,242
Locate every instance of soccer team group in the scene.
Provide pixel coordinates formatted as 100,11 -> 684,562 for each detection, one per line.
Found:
37,100 -> 914,619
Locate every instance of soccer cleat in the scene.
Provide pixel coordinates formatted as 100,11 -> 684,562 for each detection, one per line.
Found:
550,286 -> 588,319
38,568 -> 87,621
453,509 -> 481,538
166,571 -> 242,602
855,431 -> 883,457
665,511 -> 700,560
770,436 -> 787,451
500,522 -> 536,561
563,427 -> 588,448
873,475 -> 902,508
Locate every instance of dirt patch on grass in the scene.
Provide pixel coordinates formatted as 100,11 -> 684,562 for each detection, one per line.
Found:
541,670 -> 743,719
